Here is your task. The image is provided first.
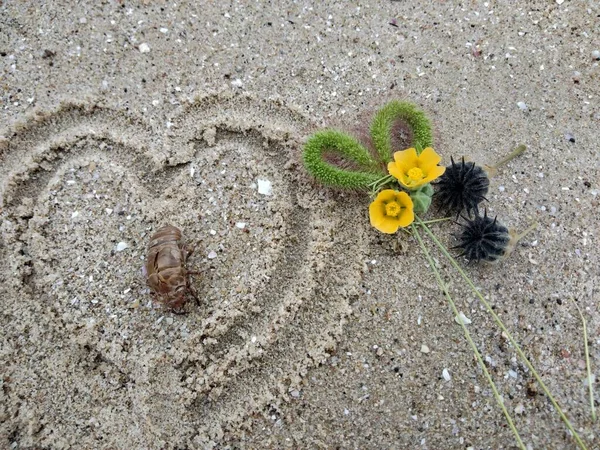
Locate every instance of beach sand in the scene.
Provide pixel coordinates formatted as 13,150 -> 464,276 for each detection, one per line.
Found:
1,2 -> 598,449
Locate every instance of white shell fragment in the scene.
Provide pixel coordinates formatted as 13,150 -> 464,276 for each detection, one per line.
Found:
257,178 -> 273,196
454,312 -> 472,325
442,368 -> 451,381
115,242 -> 128,252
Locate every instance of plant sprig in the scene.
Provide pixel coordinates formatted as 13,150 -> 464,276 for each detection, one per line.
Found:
412,221 -> 526,450
416,216 -> 588,450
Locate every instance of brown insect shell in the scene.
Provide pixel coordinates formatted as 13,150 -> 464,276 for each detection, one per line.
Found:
145,225 -> 189,310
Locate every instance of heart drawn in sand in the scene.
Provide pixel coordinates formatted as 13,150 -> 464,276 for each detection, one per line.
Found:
0,93 -> 369,447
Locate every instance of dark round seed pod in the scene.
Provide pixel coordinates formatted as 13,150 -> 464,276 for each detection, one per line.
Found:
434,156 -> 490,217
454,212 -> 510,262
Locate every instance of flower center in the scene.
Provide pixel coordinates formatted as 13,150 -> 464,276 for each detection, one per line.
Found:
408,167 -> 425,182
385,201 -> 402,217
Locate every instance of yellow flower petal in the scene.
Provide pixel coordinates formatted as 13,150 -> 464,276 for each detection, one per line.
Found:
424,165 -> 446,183
393,148 -> 418,171
418,147 -> 442,168
387,161 -> 404,181
397,205 -> 415,227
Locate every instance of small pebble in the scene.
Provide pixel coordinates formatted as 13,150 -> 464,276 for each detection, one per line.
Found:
115,242 -> 128,252
71,211 -> 79,218
514,403 -> 525,415
208,250 -> 217,259
235,222 -> 246,229
564,132 -> 575,143
454,312 -> 472,325
257,178 -> 273,196
517,101 -> 528,111
592,50 -> 600,60
442,368 -> 451,381
420,344 -> 430,353
290,390 -> 300,398
139,43 -> 151,53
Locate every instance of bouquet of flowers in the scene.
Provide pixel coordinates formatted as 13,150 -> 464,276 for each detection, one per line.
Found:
302,101 -> 594,450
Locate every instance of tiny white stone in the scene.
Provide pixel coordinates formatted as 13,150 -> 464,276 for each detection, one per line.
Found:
160,27 -> 169,33
592,50 -> 600,60
115,242 -> 128,252
190,165 -> 195,178
454,312 -> 472,325
517,101 -> 528,111
508,369 -> 518,379
105,208 -> 113,215
420,344 -> 430,353
514,403 -> 525,414
208,250 -> 217,259
71,211 -> 80,218
498,185 -> 505,192
257,178 -> 273,195
66,180 -> 76,185
583,374 -> 596,387
79,17 -> 87,24
139,43 -> 151,53
235,222 -> 246,229
209,230 -> 216,235
556,0 -> 564,4
344,408 -> 350,415
290,390 -> 300,398
442,369 -> 451,381
251,335 -> 257,343
231,78 -> 243,88
152,99 -> 160,106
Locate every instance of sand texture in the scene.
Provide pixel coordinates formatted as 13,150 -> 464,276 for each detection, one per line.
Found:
1,1 -> 599,449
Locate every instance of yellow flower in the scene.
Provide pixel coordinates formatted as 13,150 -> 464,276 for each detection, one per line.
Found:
369,190 -> 415,233
388,147 -> 446,190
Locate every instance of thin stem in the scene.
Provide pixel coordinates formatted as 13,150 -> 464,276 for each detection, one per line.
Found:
485,144 -> 527,177
571,298 -> 596,422
420,217 -> 452,225
416,216 -> 588,450
412,224 -> 526,450
368,174 -> 395,197
493,144 -> 527,169
512,222 -> 538,242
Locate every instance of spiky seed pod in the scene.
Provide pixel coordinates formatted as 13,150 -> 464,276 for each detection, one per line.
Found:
454,212 -> 510,263
435,157 -> 490,217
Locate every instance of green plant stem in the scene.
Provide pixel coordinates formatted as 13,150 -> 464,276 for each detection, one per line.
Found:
368,174 -> 395,197
419,217 -> 452,225
416,216 -> 588,450
494,144 -> 527,169
485,144 -> 527,177
411,224 -> 526,450
571,298 -> 596,422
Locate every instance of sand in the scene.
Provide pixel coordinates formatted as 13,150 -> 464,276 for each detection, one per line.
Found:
1,1 -> 598,449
